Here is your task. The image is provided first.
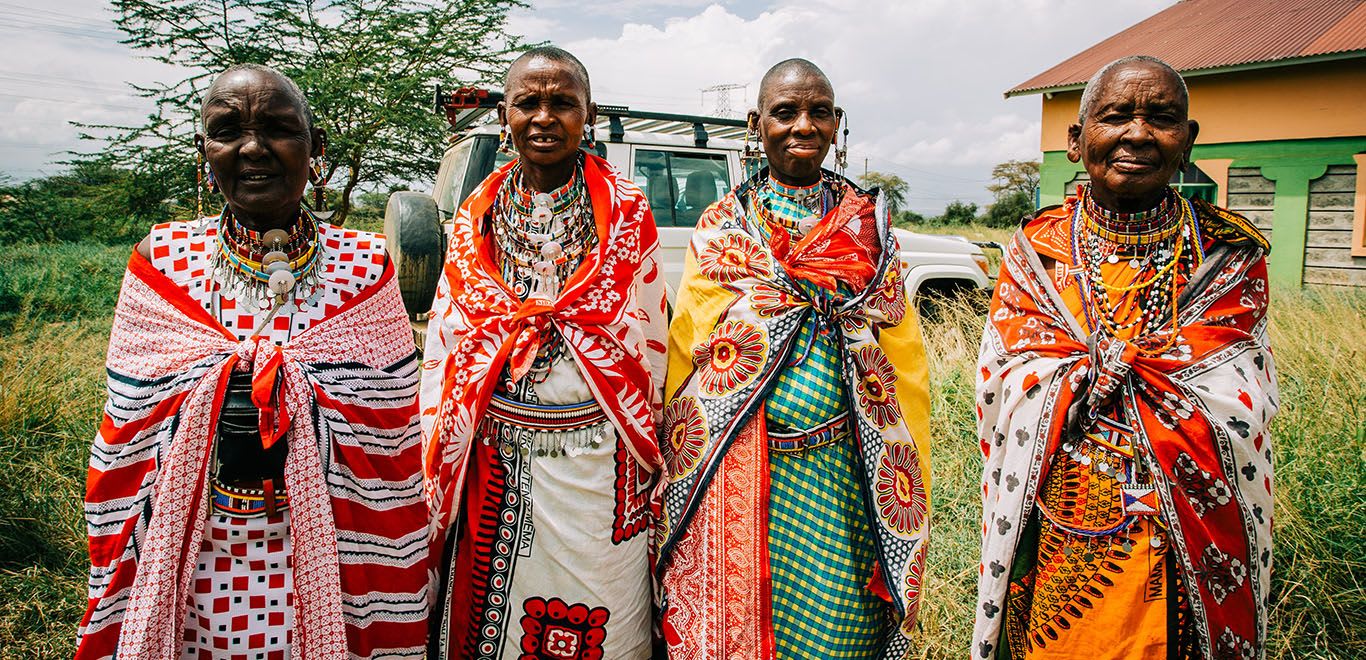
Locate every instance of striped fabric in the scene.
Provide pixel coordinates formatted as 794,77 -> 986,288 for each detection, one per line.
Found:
756,183 -> 849,433
769,438 -> 886,658
76,236 -> 430,660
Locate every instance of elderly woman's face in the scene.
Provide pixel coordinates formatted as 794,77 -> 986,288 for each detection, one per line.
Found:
1068,64 -> 1198,211
200,70 -> 318,224
499,58 -> 594,174
754,73 -> 837,187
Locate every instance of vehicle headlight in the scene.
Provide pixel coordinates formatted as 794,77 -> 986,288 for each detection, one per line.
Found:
972,254 -> 991,277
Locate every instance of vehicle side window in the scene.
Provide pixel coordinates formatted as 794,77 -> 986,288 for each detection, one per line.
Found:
632,150 -> 730,227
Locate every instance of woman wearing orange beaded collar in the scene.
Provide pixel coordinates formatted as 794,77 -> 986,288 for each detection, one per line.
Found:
974,56 -> 1278,660
78,64 -> 431,660
420,46 -> 667,660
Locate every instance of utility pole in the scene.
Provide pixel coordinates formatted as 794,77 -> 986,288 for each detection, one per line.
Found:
864,158 -> 868,178
700,83 -> 747,118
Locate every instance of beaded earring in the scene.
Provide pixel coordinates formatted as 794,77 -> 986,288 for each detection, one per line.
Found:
833,108 -> 849,176
195,150 -> 205,220
309,137 -> 334,220
742,118 -> 762,168
498,125 -> 514,154
582,123 -> 595,149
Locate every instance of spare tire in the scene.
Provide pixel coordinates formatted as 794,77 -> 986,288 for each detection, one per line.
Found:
384,191 -> 445,318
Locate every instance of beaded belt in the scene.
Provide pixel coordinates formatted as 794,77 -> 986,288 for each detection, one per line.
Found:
486,393 -> 608,432
768,414 -> 851,453
211,478 -> 289,518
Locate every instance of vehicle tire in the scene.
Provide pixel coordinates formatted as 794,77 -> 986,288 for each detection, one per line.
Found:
384,192 -> 446,319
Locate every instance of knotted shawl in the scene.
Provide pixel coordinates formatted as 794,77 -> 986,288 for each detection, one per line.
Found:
77,252 -> 430,660
658,173 -> 932,659
973,212 -> 1278,659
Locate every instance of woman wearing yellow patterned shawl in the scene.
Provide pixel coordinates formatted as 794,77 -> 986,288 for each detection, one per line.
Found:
657,58 -> 932,660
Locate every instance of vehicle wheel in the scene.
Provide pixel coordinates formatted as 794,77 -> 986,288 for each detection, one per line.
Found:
384,192 -> 446,319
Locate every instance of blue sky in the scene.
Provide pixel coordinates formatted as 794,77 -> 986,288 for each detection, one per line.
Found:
0,0 -> 1171,213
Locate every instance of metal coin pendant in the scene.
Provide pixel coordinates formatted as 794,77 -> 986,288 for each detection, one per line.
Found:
533,260 -> 555,277
533,193 -> 553,208
262,250 -> 289,267
540,240 -> 563,260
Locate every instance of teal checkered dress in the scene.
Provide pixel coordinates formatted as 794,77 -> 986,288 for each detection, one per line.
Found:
753,179 -> 889,658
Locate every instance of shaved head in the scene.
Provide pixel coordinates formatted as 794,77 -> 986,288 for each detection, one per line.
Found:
505,45 -> 591,102
757,58 -> 833,110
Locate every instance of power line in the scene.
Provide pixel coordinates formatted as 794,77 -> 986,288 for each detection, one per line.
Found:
0,91 -> 148,111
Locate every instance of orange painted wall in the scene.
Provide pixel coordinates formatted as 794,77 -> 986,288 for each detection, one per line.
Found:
1036,58 -> 1366,152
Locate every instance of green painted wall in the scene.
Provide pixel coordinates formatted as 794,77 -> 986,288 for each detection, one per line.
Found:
1037,136 -> 1366,286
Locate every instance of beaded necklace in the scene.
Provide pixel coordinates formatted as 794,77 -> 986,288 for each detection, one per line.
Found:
752,173 -> 839,240
1071,184 -> 1204,356
212,207 -> 322,314
490,156 -> 595,383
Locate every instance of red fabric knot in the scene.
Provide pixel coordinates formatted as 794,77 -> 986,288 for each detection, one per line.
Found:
768,203 -> 877,292
506,297 -> 556,383
233,336 -> 291,450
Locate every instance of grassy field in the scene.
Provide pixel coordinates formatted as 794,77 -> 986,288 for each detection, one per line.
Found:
0,231 -> 1362,658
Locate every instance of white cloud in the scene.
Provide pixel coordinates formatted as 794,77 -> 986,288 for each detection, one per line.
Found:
548,0 -> 1169,211
1,0 -> 1172,211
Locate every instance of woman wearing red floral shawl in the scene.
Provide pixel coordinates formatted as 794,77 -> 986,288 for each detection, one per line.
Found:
419,47 -> 667,659
974,56 -> 1278,660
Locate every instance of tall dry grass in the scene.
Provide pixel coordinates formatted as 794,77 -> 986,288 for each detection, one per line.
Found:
0,234 -> 1361,658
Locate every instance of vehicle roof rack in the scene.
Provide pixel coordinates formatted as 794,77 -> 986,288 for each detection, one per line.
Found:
434,86 -> 747,148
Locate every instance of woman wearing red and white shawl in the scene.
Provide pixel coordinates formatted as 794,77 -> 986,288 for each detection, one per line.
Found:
76,65 -> 431,660
974,56 -> 1278,660
419,47 -> 667,659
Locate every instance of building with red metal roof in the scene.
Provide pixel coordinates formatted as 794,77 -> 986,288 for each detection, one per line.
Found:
1009,0 -> 1366,287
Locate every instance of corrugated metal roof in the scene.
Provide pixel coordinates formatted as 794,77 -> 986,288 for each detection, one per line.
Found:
1007,0 -> 1366,96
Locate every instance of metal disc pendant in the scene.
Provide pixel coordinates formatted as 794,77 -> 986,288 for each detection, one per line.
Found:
261,229 -> 290,248
533,193 -> 553,208
1107,254 -> 1120,264
540,240 -> 563,260
262,250 -> 289,267
533,260 -> 555,277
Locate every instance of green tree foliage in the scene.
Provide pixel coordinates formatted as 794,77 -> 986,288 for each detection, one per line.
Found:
893,209 -> 925,227
857,170 -> 908,216
983,189 -> 1034,228
986,159 -> 1040,198
939,200 -> 978,224
90,0 -> 528,223
0,159 -> 175,244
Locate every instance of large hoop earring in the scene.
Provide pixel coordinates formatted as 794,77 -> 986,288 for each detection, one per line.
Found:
499,125 -> 514,154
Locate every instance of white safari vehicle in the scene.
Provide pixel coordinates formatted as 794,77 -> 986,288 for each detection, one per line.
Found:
384,88 -> 998,330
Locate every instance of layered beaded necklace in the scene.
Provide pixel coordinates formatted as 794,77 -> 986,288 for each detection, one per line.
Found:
490,157 -> 594,302
213,207 -> 323,315
1071,184 -> 1204,355
490,156 -> 595,384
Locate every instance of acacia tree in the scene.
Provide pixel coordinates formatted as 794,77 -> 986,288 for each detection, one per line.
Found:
986,159 -> 1040,198
857,170 -> 908,216
87,0 -> 527,222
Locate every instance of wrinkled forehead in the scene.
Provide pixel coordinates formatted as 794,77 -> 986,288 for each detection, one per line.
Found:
202,70 -> 307,123
1089,63 -> 1187,113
